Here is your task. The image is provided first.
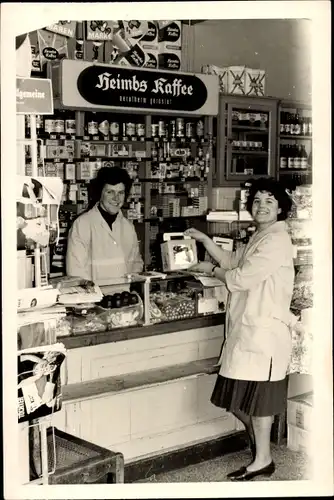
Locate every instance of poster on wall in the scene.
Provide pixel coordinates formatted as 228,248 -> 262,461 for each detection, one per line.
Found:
56,59 -> 219,116
45,21 -> 77,38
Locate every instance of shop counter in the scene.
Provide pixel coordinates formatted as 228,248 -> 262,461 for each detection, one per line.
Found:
52,312 -> 243,464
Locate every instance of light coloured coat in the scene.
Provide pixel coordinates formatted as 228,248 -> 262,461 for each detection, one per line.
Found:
218,221 -> 295,382
66,204 -> 143,284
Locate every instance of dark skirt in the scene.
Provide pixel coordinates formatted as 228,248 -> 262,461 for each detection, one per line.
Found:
211,375 -> 288,417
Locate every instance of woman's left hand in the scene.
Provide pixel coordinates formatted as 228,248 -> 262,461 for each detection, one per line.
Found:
188,261 -> 214,275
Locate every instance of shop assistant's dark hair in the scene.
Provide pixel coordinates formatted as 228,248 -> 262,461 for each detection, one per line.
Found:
87,166 -> 133,209
246,177 -> 292,221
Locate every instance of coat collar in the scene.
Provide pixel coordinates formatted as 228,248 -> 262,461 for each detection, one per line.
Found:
249,221 -> 287,244
91,203 -> 124,234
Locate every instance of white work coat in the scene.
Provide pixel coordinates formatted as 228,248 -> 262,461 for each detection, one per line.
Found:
218,221 -> 295,382
66,204 -> 143,285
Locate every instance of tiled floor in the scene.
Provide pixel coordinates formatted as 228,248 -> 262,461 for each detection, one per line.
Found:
136,443 -> 310,482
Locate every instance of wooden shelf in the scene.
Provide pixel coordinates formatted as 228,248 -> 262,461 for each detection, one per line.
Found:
231,125 -> 269,132
231,149 -> 268,156
280,135 -> 312,140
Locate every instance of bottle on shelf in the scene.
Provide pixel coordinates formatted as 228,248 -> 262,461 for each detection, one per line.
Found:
307,117 -> 312,136
288,144 -> 295,169
294,113 -> 302,135
279,144 -> 287,170
280,112 -> 286,134
293,144 -> 301,169
300,145 -> 309,169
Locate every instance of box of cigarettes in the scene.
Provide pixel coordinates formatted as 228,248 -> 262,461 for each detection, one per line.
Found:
227,66 -> 246,95
65,163 -> 76,181
76,162 -> 92,181
245,68 -> 266,96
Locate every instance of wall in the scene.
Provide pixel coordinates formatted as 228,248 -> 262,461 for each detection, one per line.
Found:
183,19 -> 312,102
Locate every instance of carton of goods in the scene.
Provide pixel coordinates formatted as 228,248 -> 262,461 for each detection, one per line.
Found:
143,48 -> 159,69
287,424 -> 311,455
287,392 -> 313,431
76,162 -> 92,181
202,65 -> 228,94
245,68 -> 266,96
158,20 -> 182,48
161,232 -> 198,272
158,46 -> 181,71
139,21 -> 159,50
227,66 -> 246,95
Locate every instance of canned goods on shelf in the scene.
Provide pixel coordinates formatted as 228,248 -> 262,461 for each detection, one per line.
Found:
126,123 -> 136,137
44,119 -> 55,134
151,124 -> 159,137
186,122 -> 195,138
54,120 -> 65,134
65,119 -> 76,135
176,118 -> 184,137
158,120 -> 166,137
136,123 -> 145,137
109,122 -> 120,136
88,121 -> 98,135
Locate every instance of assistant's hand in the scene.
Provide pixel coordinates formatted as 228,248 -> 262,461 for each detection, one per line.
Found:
184,228 -> 209,244
188,261 -> 215,275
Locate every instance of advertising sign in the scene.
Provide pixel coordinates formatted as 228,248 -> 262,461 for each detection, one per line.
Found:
16,77 -> 54,115
58,59 -> 219,116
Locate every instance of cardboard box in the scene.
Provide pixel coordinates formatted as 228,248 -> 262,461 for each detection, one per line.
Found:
158,46 -> 181,71
161,234 -> 198,272
86,21 -> 115,41
287,424 -> 311,455
227,66 -> 246,95
287,392 -> 313,431
202,65 -> 228,94
158,21 -> 182,48
245,68 -> 266,96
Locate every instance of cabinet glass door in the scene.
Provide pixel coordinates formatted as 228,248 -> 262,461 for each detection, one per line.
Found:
223,99 -> 277,181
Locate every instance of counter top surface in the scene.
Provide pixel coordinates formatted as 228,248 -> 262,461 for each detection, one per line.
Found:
58,313 -> 225,350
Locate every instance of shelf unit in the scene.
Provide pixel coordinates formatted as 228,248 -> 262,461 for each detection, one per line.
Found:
277,99 -> 312,186
24,109 -> 217,275
216,95 -> 278,185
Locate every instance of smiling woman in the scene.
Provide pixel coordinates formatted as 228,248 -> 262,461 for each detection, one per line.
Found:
66,166 -> 143,286
184,177 -> 295,481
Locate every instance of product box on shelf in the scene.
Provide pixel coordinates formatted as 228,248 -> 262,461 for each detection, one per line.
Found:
201,65 -> 228,94
245,68 -> 266,97
158,21 -> 182,48
85,21 -> 115,41
158,47 -> 182,71
45,22 -> 77,38
76,162 -> 92,181
287,392 -> 313,431
37,29 -> 69,69
227,66 -> 246,95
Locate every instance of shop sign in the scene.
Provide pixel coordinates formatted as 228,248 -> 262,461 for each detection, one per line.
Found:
16,77 -> 54,115
59,60 -> 219,116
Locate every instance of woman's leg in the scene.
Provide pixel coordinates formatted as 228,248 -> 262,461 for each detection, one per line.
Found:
233,410 -> 255,455
247,415 -> 273,471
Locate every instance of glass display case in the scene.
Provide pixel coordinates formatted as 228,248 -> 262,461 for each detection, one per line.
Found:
216,95 -> 278,185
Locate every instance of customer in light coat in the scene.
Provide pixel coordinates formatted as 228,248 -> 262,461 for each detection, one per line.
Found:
66,166 -> 143,289
185,177 -> 295,481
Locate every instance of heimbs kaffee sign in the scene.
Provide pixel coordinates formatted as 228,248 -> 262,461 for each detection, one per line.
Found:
55,60 -> 219,115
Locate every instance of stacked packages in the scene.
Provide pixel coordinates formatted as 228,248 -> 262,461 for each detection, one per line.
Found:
201,64 -> 266,96
287,392 -> 313,456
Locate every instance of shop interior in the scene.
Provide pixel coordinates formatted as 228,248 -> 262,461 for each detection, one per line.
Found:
16,19 -> 313,484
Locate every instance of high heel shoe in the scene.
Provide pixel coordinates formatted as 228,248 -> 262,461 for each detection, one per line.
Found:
231,461 -> 275,481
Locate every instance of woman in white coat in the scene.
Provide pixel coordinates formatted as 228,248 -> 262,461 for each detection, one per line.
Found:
185,178 -> 294,481
66,166 -> 143,286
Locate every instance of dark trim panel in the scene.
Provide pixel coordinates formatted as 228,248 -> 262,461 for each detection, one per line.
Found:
59,313 -> 225,350
124,431 -> 249,483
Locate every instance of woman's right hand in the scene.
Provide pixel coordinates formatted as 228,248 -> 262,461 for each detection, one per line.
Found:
184,228 -> 209,244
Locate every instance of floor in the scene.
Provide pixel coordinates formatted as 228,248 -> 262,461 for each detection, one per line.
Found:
136,442 -> 310,482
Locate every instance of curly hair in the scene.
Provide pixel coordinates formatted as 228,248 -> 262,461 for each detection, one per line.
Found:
88,166 -> 133,209
245,177 -> 292,221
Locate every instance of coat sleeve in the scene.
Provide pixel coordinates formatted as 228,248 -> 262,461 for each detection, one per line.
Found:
127,224 -> 144,273
225,233 -> 290,292
219,245 -> 245,270
66,216 -> 91,280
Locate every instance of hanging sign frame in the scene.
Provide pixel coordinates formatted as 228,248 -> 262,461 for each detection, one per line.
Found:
53,59 -> 219,116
